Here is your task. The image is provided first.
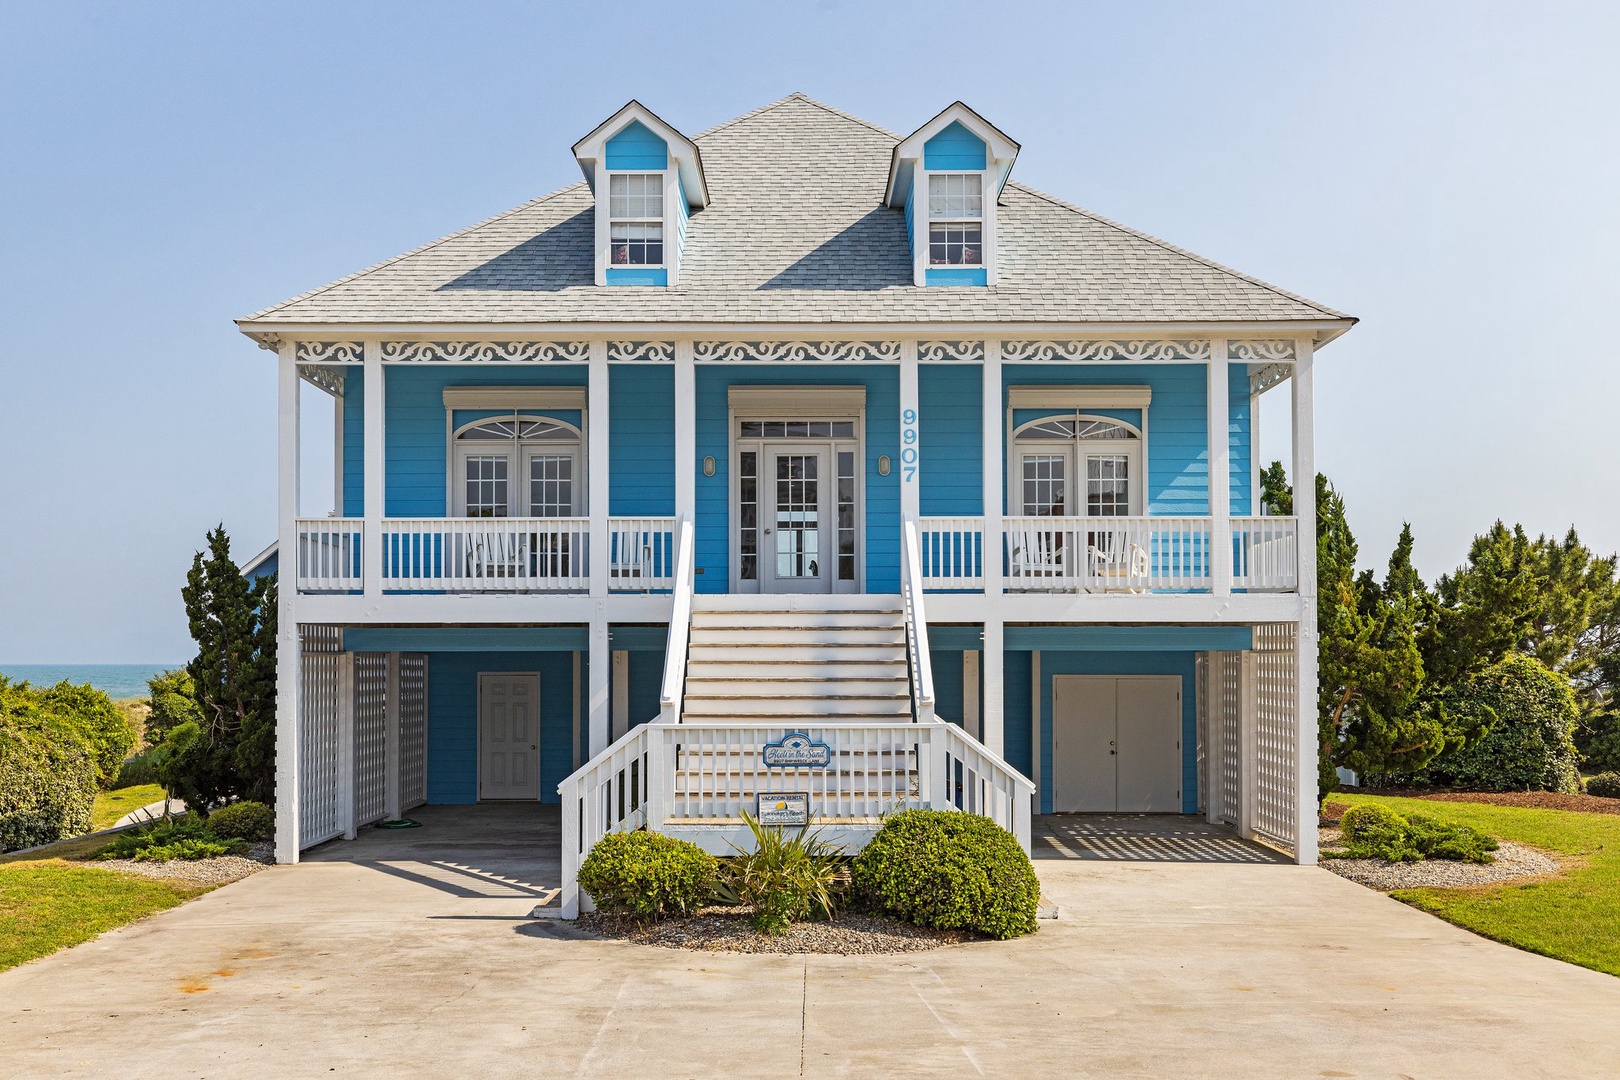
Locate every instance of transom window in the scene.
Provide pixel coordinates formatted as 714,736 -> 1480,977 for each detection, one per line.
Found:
1013,414 -> 1143,518
609,174 -> 663,266
739,420 -> 856,439
452,415 -> 582,518
928,173 -> 983,266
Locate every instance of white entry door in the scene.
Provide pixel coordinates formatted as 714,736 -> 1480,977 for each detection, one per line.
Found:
1052,675 -> 1182,813
479,673 -> 540,800
762,448 -> 832,594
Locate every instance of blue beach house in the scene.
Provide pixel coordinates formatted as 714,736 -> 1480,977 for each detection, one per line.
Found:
239,96 -> 1352,915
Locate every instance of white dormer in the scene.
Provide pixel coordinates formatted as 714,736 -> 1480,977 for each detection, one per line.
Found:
884,103 -> 1020,287
573,101 -> 709,287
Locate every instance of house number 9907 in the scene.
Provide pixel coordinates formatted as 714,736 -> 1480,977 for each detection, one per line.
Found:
900,408 -> 918,482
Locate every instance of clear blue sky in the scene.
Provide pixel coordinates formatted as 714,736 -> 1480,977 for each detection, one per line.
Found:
2,2 -> 1616,662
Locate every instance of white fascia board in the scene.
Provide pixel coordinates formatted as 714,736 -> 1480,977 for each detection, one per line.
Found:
442,387 -> 588,410
1006,385 -> 1152,409
728,385 -> 866,411
885,101 -> 1022,207
570,99 -> 709,208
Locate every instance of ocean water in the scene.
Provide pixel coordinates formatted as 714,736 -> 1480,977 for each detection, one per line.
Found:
0,664 -> 183,700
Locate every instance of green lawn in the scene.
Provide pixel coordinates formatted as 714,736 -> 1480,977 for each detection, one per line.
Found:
1335,793 -> 1620,977
90,784 -> 168,831
0,860 -> 206,972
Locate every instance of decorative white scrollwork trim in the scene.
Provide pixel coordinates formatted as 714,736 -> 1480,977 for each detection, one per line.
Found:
917,340 -> 984,363
379,340 -> 591,363
1000,339 -> 1213,363
1229,340 -> 1296,363
693,340 -> 903,364
606,341 -> 675,363
298,365 -> 346,396
295,341 -> 363,364
1249,363 -> 1292,395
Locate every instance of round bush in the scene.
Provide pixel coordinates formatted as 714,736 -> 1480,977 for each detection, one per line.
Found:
207,800 -> 275,841
1586,772 -> 1620,799
852,810 -> 1039,940
577,830 -> 717,921
1424,655 -> 1582,793
1340,803 -> 1406,844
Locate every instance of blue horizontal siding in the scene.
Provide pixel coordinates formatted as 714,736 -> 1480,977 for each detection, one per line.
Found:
932,649 -> 965,728
425,650 -> 576,805
923,121 -> 987,170
925,267 -> 987,287
605,268 -> 668,286
919,364 -> 983,515
343,368 -> 364,517
1002,651 -> 1033,781
1229,365 -> 1252,515
1006,625 -> 1252,652
1037,651 -> 1198,814
694,363 -> 899,594
628,650 -> 663,728
609,364 -> 674,515
603,121 -> 667,169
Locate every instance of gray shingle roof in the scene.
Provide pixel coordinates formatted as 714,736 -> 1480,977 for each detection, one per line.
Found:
239,94 -> 1349,328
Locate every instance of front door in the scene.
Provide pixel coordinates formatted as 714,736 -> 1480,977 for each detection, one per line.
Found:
479,673 -> 540,800
762,448 -> 831,594
1052,675 -> 1181,812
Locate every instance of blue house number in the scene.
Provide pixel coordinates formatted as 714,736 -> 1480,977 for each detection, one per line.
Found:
901,408 -> 919,482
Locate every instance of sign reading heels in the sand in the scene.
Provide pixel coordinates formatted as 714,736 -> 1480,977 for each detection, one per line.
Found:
760,731 -> 832,768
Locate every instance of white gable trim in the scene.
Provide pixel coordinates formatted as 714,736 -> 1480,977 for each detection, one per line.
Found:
571,99 -> 708,208
885,101 -> 1021,207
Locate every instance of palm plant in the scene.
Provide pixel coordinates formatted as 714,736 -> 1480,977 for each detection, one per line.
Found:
712,811 -> 847,933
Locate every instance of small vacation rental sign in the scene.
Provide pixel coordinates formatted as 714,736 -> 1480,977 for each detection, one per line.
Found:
756,792 -> 810,827
761,731 -> 832,768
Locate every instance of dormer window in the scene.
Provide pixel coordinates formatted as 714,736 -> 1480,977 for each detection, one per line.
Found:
928,174 -> 983,267
609,174 -> 664,267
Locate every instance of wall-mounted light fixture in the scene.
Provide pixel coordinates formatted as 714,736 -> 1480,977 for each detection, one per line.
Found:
877,455 -> 892,476
702,455 -> 716,477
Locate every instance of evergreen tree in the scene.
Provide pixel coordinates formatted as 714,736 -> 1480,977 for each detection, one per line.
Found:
158,527 -> 277,811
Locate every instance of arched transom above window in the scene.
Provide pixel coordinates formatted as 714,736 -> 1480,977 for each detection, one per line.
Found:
456,417 -> 579,442
1016,417 -> 1141,441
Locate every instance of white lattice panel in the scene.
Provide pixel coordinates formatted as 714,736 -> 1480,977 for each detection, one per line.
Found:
1218,652 -> 1243,829
299,626 -> 342,849
398,654 -> 428,810
1194,654 -> 1209,814
1252,623 -> 1299,853
352,653 -> 388,828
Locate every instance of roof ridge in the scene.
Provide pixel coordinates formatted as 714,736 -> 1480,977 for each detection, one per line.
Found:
238,182 -> 589,323
692,92 -> 900,143
1003,181 -> 1350,321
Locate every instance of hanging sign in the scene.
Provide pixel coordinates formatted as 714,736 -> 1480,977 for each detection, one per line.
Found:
761,731 -> 832,768
756,792 -> 810,827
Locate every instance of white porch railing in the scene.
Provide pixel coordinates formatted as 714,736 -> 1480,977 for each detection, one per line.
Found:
295,518 -> 363,592
901,520 -> 936,723
380,518 -> 589,592
657,518 -> 696,723
1005,515 -> 1212,591
1232,516 -> 1299,591
916,516 -> 985,589
608,517 -> 677,591
557,718 -> 1034,918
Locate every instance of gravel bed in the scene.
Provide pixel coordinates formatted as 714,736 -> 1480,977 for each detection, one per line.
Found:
95,841 -> 275,886
576,906 -> 982,954
1318,828 -> 1558,891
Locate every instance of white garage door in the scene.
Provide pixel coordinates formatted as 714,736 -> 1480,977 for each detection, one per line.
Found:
1053,675 -> 1182,813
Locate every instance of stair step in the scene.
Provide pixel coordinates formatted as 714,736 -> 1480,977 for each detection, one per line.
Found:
688,643 -> 906,664
686,664 -> 906,682
690,610 -> 904,629
685,678 -> 908,695
675,711 -> 915,722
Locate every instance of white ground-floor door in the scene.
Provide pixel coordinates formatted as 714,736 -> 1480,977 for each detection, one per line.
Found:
479,673 -> 540,800
1052,675 -> 1182,813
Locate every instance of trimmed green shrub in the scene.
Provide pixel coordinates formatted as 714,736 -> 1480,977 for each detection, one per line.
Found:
207,800 -> 274,841
1585,772 -> 1620,799
853,810 -> 1039,940
1334,804 -> 1497,863
1575,713 -> 1620,773
577,830 -> 717,922
1422,655 -> 1582,793
131,837 -> 243,862
712,812 -> 846,934
0,679 -> 102,851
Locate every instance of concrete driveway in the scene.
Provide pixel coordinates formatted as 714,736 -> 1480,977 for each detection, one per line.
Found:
4,806 -> 1619,1079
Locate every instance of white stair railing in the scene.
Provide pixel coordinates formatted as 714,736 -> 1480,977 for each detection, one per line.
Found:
933,723 -> 1035,853
658,517 -> 696,723
901,520 -> 936,723
558,723 -> 658,918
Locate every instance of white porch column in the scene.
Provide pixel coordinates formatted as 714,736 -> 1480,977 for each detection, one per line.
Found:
981,619 -> 1004,754
673,339 -> 695,526
274,342 -> 302,864
962,650 -> 981,741
384,652 -> 401,821
899,340 -> 920,524
1292,337 -> 1320,864
337,652 -> 356,841
981,339 -> 1002,597
362,340 -> 384,598
1238,650 -> 1257,839
589,340 -> 610,599
611,649 -> 630,742
1208,338 -> 1232,596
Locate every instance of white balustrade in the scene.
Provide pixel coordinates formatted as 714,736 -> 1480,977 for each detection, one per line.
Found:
379,518 -> 589,592
608,516 -> 677,591
916,516 -> 985,589
935,722 -> 1035,852
295,519 -> 363,592
902,521 -> 936,722
1231,516 -> 1299,591
657,519 -> 695,722
1004,515 -> 1212,592
558,724 -> 653,918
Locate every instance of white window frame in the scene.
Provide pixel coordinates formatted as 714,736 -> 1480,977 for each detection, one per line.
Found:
925,172 -> 985,268
916,167 -> 997,285
1010,414 -> 1145,518
607,172 -> 666,271
449,415 -> 584,518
